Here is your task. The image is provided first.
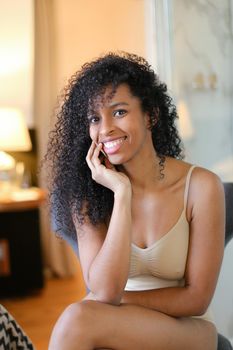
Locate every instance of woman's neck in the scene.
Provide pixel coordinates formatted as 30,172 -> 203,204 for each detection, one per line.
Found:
119,145 -> 164,194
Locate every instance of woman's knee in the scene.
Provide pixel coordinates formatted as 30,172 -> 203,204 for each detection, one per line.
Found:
59,300 -> 97,334
49,300 -> 98,349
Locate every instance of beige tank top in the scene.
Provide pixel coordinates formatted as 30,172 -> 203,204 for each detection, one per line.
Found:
125,165 -> 214,323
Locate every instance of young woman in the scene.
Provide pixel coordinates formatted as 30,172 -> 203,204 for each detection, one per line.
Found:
46,52 -> 225,350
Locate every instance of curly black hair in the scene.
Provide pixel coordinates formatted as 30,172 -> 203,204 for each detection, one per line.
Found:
45,52 -> 184,247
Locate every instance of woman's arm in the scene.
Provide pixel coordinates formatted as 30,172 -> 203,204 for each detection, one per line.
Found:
78,189 -> 132,305
121,169 -> 225,317
76,142 -> 133,305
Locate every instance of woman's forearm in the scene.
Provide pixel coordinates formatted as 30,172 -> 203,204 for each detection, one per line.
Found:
88,187 -> 132,304
121,285 -> 210,317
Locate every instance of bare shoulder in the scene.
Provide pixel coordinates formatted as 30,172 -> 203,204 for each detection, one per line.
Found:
167,157 -> 223,192
187,166 -> 225,219
190,166 -> 224,198
166,158 -> 225,216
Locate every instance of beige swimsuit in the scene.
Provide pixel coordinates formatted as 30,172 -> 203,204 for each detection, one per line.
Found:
125,165 -> 214,323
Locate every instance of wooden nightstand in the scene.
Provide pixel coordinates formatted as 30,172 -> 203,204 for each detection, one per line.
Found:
0,188 -> 46,296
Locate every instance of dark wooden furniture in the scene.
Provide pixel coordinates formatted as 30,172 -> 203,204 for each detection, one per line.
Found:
0,188 -> 46,296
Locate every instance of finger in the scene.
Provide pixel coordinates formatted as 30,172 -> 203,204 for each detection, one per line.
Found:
97,143 -> 108,158
92,143 -> 103,167
86,155 -> 95,173
93,141 -> 108,161
86,140 -> 96,161
86,141 -> 97,171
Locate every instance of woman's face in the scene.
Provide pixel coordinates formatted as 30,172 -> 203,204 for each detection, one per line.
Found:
88,83 -> 151,165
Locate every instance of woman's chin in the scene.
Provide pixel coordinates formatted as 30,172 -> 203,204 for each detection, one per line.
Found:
107,154 -> 127,166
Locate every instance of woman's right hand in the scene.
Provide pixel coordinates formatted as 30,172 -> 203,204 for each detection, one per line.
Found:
86,141 -> 131,194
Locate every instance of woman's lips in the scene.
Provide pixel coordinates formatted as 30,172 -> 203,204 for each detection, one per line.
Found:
103,137 -> 126,155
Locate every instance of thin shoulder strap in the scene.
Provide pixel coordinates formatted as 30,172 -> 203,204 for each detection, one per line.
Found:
184,165 -> 196,211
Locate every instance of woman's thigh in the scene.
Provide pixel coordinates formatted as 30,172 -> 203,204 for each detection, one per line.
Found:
49,300 -> 217,350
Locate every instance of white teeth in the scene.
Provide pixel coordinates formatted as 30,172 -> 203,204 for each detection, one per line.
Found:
104,138 -> 125,149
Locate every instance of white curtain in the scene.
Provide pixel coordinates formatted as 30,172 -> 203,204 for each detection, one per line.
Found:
34,0 -> 78,277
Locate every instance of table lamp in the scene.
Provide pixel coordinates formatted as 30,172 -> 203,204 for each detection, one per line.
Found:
0,108 -> 32,191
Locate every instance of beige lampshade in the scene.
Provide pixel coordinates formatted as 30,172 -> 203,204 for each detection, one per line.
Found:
0,108 -> 32,151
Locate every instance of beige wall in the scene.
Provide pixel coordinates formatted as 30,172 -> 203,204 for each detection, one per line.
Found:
53,0 -> 146,94
0,0 -> 34,127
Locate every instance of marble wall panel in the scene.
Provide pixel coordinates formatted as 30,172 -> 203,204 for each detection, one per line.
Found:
172,0 -> 233,173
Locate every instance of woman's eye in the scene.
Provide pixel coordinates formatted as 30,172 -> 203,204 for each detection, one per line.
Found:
88,116 -> 99,124
113,109 -> 127,117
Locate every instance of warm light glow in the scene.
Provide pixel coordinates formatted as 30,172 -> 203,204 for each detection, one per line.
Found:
0,0 -> 33,75
177,100 -> 195,140
0,108 -> 32,151
0,46 -> 29,76
0,151 -> 15,170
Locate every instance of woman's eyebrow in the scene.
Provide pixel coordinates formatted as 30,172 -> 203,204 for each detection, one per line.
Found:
87,102 -> 129,116
108,102 -> 129,108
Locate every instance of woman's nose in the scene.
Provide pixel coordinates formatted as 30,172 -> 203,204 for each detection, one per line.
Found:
99,117 -> 115,137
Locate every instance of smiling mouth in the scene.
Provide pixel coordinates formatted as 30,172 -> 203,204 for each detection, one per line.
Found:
103,137 -> 127,149
102,136 -> 127,155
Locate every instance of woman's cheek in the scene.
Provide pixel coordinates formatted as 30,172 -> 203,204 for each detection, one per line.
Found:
89,127 -> 96,141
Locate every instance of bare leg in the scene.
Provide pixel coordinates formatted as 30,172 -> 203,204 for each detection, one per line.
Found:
48,300 -> 217,350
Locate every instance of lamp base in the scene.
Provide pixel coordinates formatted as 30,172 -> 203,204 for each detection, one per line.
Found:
0,158 -> 31,198
0,151 -> 15,171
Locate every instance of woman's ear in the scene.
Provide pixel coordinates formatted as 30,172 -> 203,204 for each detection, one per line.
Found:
145,114 -> 151,129
146,108 -> 159,130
